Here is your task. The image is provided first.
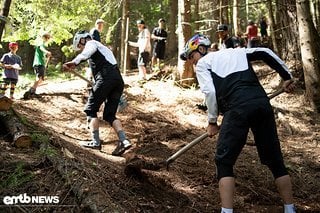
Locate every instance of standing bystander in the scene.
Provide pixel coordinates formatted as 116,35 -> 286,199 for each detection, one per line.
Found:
0,42 -> 22,99
151,18 -> 167,72
245,20 -> 259,48
216,24 -> 240,49
128,20 -> 151,81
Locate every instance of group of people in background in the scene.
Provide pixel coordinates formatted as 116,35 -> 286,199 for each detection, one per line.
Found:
0,31 -> 52,100
216,16 -> 268,50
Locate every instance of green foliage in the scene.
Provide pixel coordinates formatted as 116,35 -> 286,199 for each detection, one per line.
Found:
61,45 -> 76,58
2,0 -> 122,45
0,163 -> 34,189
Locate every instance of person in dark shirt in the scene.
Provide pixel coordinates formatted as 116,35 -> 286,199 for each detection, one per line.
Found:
151,18 -> 168,71
90,19 -> 105,42
260,16 -> 268,38
216,24 -> 240,49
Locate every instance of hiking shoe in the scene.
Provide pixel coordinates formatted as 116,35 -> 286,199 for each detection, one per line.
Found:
196,103 -> 208,112
112,140 -> 132,156
79,141 -> 101,150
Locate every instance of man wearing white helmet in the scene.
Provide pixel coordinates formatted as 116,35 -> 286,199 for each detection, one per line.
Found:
63,31 -> 132,156
180,34 -> 296,213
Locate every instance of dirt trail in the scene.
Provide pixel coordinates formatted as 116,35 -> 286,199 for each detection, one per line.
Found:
0,69 -> 320,212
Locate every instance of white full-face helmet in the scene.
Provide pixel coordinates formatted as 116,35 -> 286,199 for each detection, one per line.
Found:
73,30 -> 92,51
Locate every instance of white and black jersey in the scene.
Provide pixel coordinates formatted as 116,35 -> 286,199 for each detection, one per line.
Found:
196,47 -> 292,124
72,40 -> 120,80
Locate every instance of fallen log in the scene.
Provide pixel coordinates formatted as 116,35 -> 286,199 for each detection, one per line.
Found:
0,108 -> 32,148
0,95 -> 13,111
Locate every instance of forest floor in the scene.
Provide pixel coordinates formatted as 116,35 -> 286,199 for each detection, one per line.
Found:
0,63 -> 320,213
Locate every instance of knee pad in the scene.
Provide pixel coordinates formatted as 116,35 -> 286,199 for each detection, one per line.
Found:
215,160 -> 234,180
266,161 -> 288,179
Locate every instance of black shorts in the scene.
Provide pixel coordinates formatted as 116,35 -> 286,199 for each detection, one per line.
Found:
138,51 -> 150,66
153,43 -> 165,60
84,68 -> 124,125
215,98 -> 284,167
33,65 -> 45,79
3,78 -> 18,85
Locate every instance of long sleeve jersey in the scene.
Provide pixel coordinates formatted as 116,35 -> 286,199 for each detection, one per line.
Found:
196,47 -> 292,124
72,40 -> 120,80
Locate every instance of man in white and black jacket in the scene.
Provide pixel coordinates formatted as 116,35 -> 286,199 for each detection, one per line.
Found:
180,34 -> 296,213
63,31 -> 132,156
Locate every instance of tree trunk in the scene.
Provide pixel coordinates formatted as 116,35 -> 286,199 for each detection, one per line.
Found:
0,95 -> 13,111
267,0 -> 279,54
277,0 -> 300,60
0,0 -> 12,42
296,0 -> 320,112
177,0 -> 194,86
194,0 -> 200,32
0,108 -> 32,148
120,0 -> 129,74
233,0 -> 240,35
166,0 -> 178,59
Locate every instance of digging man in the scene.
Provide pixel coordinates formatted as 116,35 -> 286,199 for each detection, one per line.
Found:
62,31 -> 131,156
180,34 -> 296,213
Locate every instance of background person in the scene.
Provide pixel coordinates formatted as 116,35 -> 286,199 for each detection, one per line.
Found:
63,31 -> 132,156
24,32 -> 52,98
180,34 -> 296,213
90,18 -> 105,42
245,20 -> 259,48
151,18 -> 167,72
260,16 -> 268,38
216,24 -> 240,49
0,42 -> 22,99
128,19 -> 151,81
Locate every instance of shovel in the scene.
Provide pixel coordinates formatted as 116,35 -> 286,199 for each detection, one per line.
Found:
124,87 -> 287,177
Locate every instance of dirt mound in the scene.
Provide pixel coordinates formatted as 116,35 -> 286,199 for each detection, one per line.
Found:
0,68 -> 319,212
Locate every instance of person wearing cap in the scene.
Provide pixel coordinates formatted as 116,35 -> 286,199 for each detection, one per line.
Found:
180,34 -> 296,213
24,32 -> 52,98
0,42 -> 22,99
62,31 -> 132,156
128,19 -> 151,81
216,24 -> 240,49
90,18 -> 105,42
151,18 -> 167,72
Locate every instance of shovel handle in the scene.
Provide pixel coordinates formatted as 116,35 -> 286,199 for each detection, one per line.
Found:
165,132 -> 208,170
68,69 -> 93,86
268,88 -> 284,99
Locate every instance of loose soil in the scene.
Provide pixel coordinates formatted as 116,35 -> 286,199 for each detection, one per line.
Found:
0,65 -> 319,213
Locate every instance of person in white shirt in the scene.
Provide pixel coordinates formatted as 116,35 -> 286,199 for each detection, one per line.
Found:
128,19 -> 151,81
